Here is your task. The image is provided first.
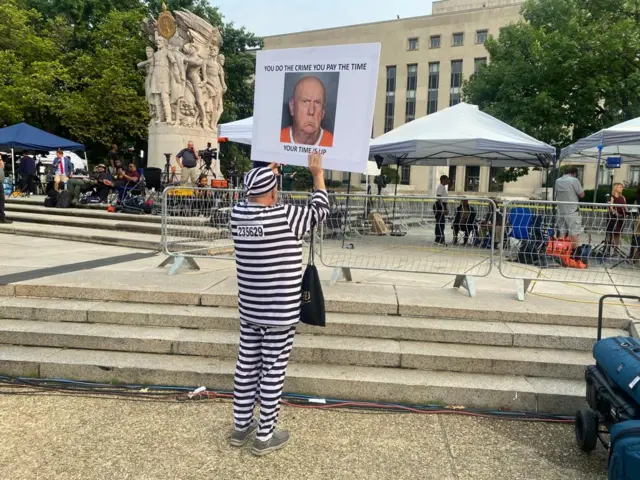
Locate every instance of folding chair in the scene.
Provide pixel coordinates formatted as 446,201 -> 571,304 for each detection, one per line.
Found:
507,207 -> 533,258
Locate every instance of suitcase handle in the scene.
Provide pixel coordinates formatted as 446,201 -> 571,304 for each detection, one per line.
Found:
598,295 -> 640,341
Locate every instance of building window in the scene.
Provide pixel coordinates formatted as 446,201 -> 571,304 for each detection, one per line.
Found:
430,35 -> 441,49
400,165 -> 411,185
476,29 -> 488,44
450,60 -> 463,106
405,64 -> 417,123
384,66 -> 396,133
465,166 -> 480,192
407,37 -> 419,51
630,166 -> 640,186
427,62 -> 439,115
448,166 -> 457,192
474,57 -> 487,74
452,32 -> 464,46
599,166 -> 612,186
342,171 -> 351,182
489,167 -> 505,192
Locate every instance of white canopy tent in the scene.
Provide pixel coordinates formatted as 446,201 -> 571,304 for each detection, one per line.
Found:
559,117 -> 640,201
218,116 -> 381,183
218,116 -> 253,146
369,103 -> 555,168
560,117 -> 640,163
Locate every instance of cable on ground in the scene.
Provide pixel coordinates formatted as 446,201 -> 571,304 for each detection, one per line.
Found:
0,374 -> 574,424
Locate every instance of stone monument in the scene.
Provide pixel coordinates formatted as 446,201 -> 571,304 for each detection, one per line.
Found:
139,3 -> 225,176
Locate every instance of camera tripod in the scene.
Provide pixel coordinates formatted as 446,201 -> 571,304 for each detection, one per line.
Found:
162,155 -> 179,186
199,160 -> 217,179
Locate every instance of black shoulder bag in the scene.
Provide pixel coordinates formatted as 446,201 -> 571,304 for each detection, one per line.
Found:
300,228 -> 326,327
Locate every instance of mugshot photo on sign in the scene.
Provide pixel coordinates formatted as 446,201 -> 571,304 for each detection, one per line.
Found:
251,43 -> 381,173
280,72 -> 339,148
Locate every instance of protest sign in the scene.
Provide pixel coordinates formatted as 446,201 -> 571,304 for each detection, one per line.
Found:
251,43 -> 381,173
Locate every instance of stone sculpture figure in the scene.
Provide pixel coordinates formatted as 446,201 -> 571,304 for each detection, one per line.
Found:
168,43 -> 186,125
137,47 -> 156,118
140,7 -> 226,134
150,35 -> 175,124
216,54 -> 227,127
204,44 -> 224,131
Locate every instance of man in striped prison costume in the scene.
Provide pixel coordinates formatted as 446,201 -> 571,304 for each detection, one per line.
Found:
229,153 -> 329,456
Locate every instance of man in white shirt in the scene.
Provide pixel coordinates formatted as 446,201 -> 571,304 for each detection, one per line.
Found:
555,166 -> 585,249
434,175 -> 449,245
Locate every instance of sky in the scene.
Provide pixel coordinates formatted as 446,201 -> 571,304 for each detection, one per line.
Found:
213,0 -> 435,37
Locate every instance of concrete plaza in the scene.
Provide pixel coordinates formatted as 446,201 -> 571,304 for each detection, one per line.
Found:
0,393 -> 608,480
0,232 -> 637,480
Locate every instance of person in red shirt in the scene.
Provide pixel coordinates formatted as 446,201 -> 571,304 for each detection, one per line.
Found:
280,76 -> 334,147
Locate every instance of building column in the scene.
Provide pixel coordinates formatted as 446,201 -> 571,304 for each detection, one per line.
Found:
479,166 -> 491,194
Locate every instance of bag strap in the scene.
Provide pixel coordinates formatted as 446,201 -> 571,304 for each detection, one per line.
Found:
308,226 -> 315,266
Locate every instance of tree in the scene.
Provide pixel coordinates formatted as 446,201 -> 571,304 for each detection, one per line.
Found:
0,0 -> 261,164
463,0 -> 640,183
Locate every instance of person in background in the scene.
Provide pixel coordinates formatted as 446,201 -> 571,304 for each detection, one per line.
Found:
434,175 -> 449,245
478,202 -> 504,249
281,165 -> 296,192
606,182 -> 627,249
122,162 -> 141,185
52,150 -> 73,192
114,162 -> 140,189
229,153 -> 329,456
0,157 -> 12,224
108,144 -> 119,173
452,199 -> 477,246
176,140 -> 199,186
374,173 -> 387,196
554,166 -> 585,251
19,152 -> 37,195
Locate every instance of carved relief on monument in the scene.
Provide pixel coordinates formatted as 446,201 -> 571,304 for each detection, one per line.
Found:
139,3 -> 226,134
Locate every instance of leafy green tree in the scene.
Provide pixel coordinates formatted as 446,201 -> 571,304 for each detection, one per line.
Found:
464,0 -> 640,183
0,0 -> 260,165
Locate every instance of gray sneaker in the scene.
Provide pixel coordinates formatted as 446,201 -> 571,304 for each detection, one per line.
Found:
251,430 -> 291,456
229,419 -> 258,447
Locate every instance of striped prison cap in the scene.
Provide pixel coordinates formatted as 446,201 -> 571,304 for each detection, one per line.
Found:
244,167 -> 277,197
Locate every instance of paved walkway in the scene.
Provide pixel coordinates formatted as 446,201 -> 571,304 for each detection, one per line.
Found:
0,394 -> 608,480
0,233 -> 638,327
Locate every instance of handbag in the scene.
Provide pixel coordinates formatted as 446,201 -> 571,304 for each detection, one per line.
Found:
300,228 -> 326,327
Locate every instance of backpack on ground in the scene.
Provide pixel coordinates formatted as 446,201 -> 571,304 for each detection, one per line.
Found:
43,196 -> 56,208
122,195 -> 145,214
608,420 -> 640,479
55,191 -> 72,209
517,240 -> 548,267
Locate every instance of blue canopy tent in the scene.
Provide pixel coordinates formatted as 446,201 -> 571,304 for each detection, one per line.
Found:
0,122 -> 85,179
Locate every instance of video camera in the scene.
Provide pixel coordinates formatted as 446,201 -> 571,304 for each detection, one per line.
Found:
199,142 -> 218,168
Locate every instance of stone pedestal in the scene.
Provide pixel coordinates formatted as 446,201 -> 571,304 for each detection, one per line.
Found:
147,123 -> 222,178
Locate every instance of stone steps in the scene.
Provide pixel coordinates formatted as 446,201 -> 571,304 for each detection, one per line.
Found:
0,222 -> 160,250
0,345 -> 585,413
0,298 -> 625,352
4,203 -> 162,223
0,282 -> 629,329
6,196 -> 105,210
3,211 -> 162,235
0,318 -> 594,379
0,291 -> 625,414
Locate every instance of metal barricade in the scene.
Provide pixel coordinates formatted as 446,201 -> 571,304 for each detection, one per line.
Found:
499,199 -> 640,299
319,194 -> 497,296
158,186 -> 313,274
